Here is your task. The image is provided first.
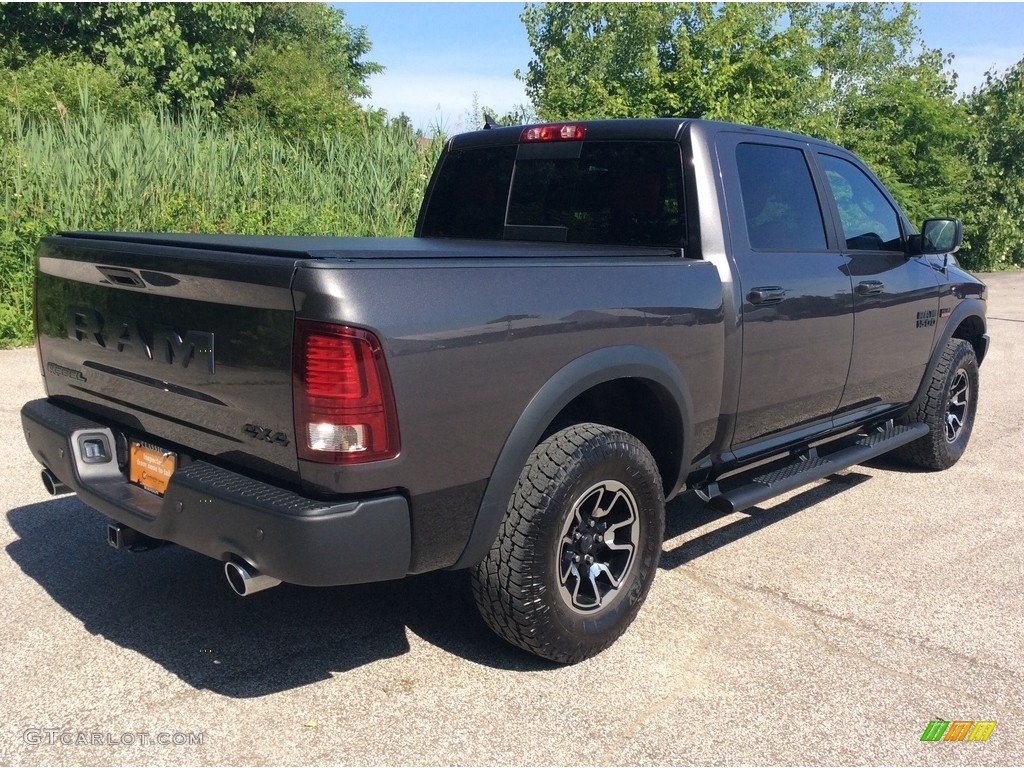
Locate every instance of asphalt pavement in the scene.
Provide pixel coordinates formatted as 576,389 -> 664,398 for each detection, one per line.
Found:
1,271 -> 1022,766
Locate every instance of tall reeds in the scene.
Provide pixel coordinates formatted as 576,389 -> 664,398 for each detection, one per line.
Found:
0,104 -> 441,345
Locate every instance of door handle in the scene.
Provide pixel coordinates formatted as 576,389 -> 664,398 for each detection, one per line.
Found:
856,280 -> 885,296
747,286 -> 786,305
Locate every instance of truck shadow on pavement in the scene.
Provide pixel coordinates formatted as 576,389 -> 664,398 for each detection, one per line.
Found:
7,471 -> 870,695
6,498 -> 552,697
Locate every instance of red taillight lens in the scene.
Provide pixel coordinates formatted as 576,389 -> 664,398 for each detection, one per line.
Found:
520,123 -> 587,143
293,321 -> 400,464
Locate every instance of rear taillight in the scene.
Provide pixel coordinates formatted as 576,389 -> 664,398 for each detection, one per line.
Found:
293,320 -> 400,464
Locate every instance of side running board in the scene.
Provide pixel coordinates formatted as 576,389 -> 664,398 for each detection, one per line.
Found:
697,422 -> 929,514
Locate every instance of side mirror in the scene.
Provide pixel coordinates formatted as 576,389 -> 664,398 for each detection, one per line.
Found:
920,218 -> 963,255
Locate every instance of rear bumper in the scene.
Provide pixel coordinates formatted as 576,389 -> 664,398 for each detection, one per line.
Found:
21,399 -> 411,587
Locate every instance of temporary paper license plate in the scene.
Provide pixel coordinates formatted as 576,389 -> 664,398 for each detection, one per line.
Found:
129,441 -> 177,496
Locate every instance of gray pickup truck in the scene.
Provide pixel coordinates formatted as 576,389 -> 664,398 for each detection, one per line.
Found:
22,119 -> 988,663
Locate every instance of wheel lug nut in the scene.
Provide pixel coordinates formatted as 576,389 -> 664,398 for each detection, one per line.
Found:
585,555 -> 594,564
596,535 -> 603,543
587,519 -> 595,528
573,532 -> 582,541
573,555 -> 581,563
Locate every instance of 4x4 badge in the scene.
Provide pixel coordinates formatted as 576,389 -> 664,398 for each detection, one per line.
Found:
243,423 -> 290,447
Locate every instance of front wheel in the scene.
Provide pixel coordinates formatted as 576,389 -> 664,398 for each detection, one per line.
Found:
896,338 -> 979,470
471,423 -> 665,664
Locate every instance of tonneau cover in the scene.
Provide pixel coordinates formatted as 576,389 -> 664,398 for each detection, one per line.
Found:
60,232 -> 679,261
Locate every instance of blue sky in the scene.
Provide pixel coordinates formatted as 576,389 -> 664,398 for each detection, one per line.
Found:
337,2 -> 1024,133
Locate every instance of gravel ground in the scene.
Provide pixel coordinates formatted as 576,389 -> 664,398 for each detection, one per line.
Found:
1,271 -> 1021,766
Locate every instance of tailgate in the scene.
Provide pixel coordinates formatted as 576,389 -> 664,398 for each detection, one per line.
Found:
35,235 -> 301,482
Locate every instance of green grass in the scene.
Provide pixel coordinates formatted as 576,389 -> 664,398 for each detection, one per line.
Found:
0,107 -> 442,346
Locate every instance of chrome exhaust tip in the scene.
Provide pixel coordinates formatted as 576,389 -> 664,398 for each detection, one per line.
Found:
41,468 -> 71,496
224,560 -> 281,597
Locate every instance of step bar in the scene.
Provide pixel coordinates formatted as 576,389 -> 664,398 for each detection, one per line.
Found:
697,422 -> 929,514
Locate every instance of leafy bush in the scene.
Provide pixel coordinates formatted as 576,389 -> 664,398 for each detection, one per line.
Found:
0,53 -> 152,122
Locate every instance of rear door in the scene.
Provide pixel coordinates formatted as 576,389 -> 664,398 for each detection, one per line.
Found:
814,152 -> 941,421
717,134 -> 854,447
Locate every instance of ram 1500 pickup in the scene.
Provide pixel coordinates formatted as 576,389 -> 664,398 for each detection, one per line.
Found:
21,119 -> 989,663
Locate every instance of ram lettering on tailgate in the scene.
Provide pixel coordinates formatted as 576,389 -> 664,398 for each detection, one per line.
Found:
67,308 -> 215,374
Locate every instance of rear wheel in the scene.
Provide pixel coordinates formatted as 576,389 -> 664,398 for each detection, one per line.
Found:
471,423 -> 665,664
896,338 -> 979,470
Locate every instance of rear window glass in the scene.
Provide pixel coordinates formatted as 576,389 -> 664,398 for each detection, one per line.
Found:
419,145 -> 516,239
421,141 -> 685,248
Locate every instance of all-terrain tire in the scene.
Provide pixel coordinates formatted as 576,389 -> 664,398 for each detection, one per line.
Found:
895,338 -> 979,470
471,423 -> 665,664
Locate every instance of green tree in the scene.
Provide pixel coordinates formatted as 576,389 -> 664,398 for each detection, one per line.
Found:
833,47 -> 970,232
520,3 -> 676,119
520,3 -> 951,133
795,2 -> 921,134
223,3 -> 383,140
243,3 -> 380,100
0,2 -> 380,121
665,4 -> 825,127
963,59 -> 1024,269
521,2 -> 971,258
521,3 -> 826,125
0,3 -> 258,110
0,52 -> 152,120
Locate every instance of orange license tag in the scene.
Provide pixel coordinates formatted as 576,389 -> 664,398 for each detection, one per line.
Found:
129,441 -> 176,496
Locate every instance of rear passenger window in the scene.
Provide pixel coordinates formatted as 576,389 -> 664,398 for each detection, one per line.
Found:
736,143 -> 828,251
820,154 -> 903,251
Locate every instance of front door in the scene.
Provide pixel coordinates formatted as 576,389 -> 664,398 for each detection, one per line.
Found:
816,152 -> 941,421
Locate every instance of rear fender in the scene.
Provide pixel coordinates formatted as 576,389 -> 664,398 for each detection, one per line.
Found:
451,345 -> 693,570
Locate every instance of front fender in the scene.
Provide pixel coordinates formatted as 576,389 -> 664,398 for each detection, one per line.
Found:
908,297 -> 987,415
